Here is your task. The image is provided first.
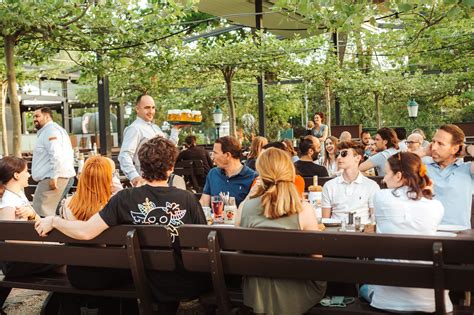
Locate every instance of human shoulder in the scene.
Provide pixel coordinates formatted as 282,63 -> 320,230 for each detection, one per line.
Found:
241,165 -> 257,177
0,190 -> 20,208
361,174 -> 380,188
374,188 -> 395,204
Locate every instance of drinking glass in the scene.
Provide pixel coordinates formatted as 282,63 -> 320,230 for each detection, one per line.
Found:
224,197 -> 237,225
211,195 -> 224,221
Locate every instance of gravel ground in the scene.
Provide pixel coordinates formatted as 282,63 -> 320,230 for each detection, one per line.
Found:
2,289 -> 47,315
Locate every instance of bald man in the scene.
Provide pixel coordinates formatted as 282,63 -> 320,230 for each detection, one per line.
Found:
118,94 -> 180,186
406,133 -> 423,153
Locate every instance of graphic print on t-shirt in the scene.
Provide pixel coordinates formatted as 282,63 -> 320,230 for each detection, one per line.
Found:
130,198 -> 187,242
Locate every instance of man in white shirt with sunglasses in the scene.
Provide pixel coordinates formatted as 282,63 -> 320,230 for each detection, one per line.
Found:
322,141 -> 380,224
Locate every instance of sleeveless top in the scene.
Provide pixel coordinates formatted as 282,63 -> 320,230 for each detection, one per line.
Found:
311,124 -> 328,138
240,196 -> 326,315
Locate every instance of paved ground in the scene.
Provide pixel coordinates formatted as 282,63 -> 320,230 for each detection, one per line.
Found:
2,289 -> 47,315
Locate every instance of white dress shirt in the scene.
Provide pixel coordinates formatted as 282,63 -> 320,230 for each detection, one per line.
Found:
370,187 -> 453,313
118,117 -> 179,180
31,121 -> 75,181
321,172 -> 380,224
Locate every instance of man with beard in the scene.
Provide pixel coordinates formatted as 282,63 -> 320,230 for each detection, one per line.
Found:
420,124 -> 474,229
294,136 -> 329,177
359,127 -> 399,176
31,107 -> 75,216
35,136 -> 210,313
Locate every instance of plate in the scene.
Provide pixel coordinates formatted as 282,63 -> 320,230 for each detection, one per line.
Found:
168,121 -> 202,125
322,218 -> 342,227
434,231 -> 457,237
437,224 -> 468,232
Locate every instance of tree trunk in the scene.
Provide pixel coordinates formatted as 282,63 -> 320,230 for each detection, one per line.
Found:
4,35 -> 21,157
0,81 -> 8,156
222,66 -> 236,138
324,79 -> 331,135
374,91 -> 381,129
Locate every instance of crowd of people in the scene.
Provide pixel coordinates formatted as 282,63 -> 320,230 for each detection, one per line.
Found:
0,100 -> 473,314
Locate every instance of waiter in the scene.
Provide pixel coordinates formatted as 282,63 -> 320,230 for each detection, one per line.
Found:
118,94 -> 180,187
32,107 -> 75,216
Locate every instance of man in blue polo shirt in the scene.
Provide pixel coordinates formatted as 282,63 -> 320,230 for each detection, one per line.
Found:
420,124 -> 474,230
200,136 -> 257,207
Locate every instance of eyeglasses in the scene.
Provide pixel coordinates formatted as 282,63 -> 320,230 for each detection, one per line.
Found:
335,150 -> 351,158
405,141 -> 420,145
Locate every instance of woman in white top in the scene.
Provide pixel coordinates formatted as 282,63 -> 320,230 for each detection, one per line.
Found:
361,152 -> 453,313
321,136 -> 339,176
0,156 -> 57,277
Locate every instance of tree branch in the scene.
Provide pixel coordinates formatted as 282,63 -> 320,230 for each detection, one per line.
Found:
60,2 -> 91,28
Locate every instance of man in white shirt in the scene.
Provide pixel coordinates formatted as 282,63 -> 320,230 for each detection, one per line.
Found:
31,107 -> 75,216
322,141 -> 380,224
118,94 -> 180,187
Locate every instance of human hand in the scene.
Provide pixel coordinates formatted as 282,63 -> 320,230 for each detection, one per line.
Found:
15,205 -> 36,220
35,216 -> 55,237
49,178 -> 58,190
131,176 -> 144,187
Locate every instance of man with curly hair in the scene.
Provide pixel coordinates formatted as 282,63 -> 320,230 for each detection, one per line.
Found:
35,136 -> 210,313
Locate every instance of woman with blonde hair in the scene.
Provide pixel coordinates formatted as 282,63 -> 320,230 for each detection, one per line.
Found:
321,136 -> 339,176
245,136 -> 268,171
236,148 -> 326,314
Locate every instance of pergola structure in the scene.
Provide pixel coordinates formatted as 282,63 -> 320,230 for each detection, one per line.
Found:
193,0 -> 315,137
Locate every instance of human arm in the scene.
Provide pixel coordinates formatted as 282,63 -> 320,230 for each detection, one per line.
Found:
15,205 -> 40,221
299,201 -> 321,231
44,128 -> 64,185
35,213 -> 108,240
117,126 -> 141,181
0,207 -> 16,220
234,199 -> 245,227
461,144 -> 474,174
200,193 -> 211,207
359,159 -> 375,172
321,184 -> 332,218
322,208 -> 331,219
200,172 -> 212,206
319,125 -> 328,142
169,127 -> 180,144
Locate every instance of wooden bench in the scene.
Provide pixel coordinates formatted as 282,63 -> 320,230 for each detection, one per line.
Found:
0,221 -> 175,315
179,225 -> 474,315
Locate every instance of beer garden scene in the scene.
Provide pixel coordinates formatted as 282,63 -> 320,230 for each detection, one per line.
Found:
0,0 -> 472,314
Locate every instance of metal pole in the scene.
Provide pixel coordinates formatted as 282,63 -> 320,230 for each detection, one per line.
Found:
255,0 -> 266,137
97,75 -> 111,156
61,80 -> 70,133
332,32 -> 341,126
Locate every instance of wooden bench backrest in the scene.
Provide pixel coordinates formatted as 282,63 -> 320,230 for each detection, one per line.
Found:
179,225 -> 474,290
0,222 -> 177,315
0,222 -> 175,271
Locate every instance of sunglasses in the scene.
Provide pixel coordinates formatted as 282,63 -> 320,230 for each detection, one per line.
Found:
405,141 -> 420,144
336,150 -> 351,158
